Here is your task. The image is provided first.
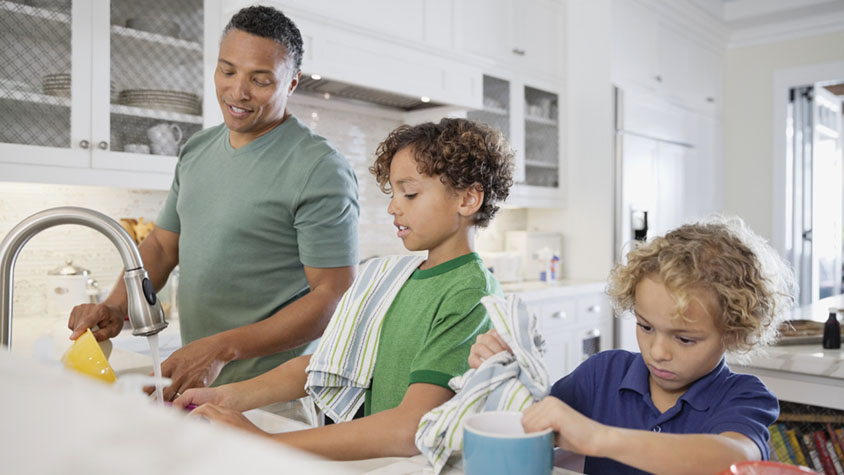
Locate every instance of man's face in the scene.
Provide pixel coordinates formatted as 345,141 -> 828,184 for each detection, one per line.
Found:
214,29 -> 299,144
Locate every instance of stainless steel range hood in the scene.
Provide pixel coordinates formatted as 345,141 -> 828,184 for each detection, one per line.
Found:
296,75 -> 443,111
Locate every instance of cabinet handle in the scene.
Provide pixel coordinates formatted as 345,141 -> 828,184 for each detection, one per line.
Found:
706,97 -> 715,103
587,305 -> 601,313
654,75 -> 662,83
512,48 -> 526,56
79,140 -> 89,149
98,141 -> 108,150
551,311 -> 566,319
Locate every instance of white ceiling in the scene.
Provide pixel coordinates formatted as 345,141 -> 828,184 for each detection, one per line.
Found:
714,0 -> 844,47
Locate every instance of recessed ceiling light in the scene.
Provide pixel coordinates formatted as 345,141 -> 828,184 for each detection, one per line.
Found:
420,96 -> 430,103
311,74 -> 322,80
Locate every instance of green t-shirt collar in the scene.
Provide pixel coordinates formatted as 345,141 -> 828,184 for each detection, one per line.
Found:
412,252 -> 480,280
223,115 -> 299,156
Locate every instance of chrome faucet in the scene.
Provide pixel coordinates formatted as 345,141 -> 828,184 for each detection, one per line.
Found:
1,206 -> 168,348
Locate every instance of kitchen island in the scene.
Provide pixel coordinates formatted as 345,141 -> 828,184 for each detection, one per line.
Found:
728,294 -> 844,411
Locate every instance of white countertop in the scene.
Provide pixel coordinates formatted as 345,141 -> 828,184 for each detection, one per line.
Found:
5,317 -> 578,474
501,279 -> 606,298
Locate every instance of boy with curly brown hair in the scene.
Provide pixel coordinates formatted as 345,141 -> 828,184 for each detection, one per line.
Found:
470,216 -> 796,474
176,118 -> 515,460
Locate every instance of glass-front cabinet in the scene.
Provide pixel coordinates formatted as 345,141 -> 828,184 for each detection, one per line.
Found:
469,73 -> 562,207
0,0 -> 210,189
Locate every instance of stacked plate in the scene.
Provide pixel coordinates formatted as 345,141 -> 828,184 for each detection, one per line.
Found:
125,18 -> 181,38
42,73 -> 71,97
117,89 -> 201,115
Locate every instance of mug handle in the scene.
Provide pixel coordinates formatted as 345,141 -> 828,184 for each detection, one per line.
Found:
170,124 -> 183,144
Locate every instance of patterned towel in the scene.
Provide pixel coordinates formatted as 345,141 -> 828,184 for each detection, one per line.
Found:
305,254 -> 426,423
414,294 -> 550,475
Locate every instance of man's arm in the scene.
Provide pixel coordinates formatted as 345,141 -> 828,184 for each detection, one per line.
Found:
68,225 -> 179,341
158,264 -> 355,400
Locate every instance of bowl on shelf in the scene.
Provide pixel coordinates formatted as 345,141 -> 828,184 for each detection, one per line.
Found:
25,0 -> 72,11
125,17 -> 181,38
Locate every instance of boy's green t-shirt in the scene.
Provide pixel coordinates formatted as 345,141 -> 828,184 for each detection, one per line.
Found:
364,252 -> 500,415
156,116 -> 359,385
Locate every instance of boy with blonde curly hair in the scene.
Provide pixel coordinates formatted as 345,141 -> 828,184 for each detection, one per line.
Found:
470,216 -> 795,474
176,118 -> 515,460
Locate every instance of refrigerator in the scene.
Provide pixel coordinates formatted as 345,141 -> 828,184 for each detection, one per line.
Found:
612,87 -> 698,351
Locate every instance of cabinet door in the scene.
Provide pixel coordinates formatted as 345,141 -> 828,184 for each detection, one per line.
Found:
523,85 -> 560,188
0,0 -> 89,167
611,0 -> 659,90
514,0 -> 562,78
92,0 -> 204,173
459,0 -> 513,64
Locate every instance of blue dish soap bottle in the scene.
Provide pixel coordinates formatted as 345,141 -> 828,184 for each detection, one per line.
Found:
823,307 -> 841,349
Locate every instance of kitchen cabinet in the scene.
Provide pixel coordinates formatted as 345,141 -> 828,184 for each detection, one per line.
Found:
457,0 -> 564,80
468,73 -> 564,208
611,0 -> 723,115
0,0 -> 213,190
267,0 -> 458,53
507,283 -> 611,382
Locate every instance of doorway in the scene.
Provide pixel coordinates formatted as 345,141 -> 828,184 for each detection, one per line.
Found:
786,82 -> 844,305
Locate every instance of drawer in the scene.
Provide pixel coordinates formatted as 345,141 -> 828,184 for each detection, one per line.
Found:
576,293 -> 611,324
535,297 -> 578,331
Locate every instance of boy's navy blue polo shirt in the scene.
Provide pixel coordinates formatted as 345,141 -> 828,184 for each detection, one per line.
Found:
550,350 -> 779,475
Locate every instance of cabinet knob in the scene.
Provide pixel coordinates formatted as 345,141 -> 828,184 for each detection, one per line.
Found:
587,305 -> 601,313
654,75 -> 663,83
706,97 -> 715,103
512,48 -> 526,56
551,311 -> 567,319
98,141 -> 108,150
79,140 -> 89,149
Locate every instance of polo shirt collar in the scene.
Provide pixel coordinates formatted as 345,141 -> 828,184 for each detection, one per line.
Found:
618,354 -> 727,412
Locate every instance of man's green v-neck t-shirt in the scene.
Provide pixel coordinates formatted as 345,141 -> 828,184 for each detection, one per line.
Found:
364,253 -> 500,415
156,116 -> 359,385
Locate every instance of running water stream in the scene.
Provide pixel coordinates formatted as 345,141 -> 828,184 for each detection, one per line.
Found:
147,333 -> 164,404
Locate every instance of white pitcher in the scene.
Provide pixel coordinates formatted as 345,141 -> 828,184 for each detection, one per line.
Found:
147,123 -> 183,156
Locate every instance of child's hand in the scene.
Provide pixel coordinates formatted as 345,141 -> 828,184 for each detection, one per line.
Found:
522,396 -> 610,457
189,403 -> 267,436
468,329 -> 513,368
173,386 -> 231,410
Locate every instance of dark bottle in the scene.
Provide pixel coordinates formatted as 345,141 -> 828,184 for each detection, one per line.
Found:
822,307 -> 841,349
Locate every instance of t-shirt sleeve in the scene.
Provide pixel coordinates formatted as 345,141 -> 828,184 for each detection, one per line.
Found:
701,377 -> 779,460
549,352 -> 600,416
294,151 -> 360,268
408,288 -> 493,389
156,156 -> 182,233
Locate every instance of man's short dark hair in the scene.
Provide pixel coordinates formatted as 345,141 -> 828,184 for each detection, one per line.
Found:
223,5 -> 304,71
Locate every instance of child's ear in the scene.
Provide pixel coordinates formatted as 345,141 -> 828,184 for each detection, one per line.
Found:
458,184 -> 484,217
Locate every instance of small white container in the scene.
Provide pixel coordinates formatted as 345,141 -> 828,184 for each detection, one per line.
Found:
45,258 -> 96,318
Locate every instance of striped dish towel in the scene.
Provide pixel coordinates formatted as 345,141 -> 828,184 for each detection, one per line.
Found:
305,254 -> 425,423
415,294 -> 549,475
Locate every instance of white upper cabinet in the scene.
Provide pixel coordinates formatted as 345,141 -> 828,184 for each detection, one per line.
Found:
611,0 -> 723,115
458,0 -> 564,80
0,0 -> 214,190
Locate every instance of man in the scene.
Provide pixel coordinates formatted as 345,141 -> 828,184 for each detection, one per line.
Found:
68,6 -> 359,413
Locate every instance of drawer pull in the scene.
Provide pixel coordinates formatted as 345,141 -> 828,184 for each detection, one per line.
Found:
587,305 -> 601,313
551,311 -> 566,319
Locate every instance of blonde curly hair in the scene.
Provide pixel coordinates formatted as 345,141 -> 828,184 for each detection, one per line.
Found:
607,216 -> 796,353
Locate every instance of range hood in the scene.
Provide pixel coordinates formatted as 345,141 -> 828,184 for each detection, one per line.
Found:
296,75 -> 443,111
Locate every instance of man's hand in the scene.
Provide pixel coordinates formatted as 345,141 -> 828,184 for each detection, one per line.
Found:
152,335 -> 232,401
68,303 -> 125,341
468,329 -> 513,368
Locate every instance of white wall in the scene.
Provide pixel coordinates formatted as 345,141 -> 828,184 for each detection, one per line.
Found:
723,30 -> 844,242
560,0 -> 615,280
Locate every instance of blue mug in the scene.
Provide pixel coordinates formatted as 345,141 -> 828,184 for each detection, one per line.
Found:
463,411 -> 554,475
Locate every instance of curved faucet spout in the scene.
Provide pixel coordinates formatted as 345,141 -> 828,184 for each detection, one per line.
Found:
1,207 -> 168,348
